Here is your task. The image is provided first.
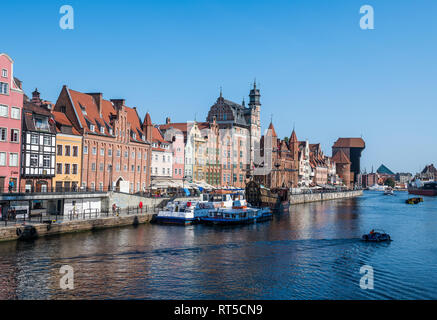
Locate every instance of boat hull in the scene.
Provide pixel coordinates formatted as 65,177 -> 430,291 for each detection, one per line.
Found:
408,189 -> 437,196
154,216 -> 200,225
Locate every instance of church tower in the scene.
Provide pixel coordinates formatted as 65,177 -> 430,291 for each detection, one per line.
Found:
248,81 -> 261,169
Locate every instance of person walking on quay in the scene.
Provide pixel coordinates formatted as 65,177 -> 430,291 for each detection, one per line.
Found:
8,179 -> 14,193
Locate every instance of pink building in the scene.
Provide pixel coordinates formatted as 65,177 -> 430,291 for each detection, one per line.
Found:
162,118 -> 185,180
0,53 -> 23,192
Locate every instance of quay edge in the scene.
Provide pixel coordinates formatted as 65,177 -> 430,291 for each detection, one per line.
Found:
289,190 -> 363,205
0,213 -> 154,243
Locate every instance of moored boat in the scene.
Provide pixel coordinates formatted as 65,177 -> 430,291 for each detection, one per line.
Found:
383,187 -> 394,195
408,182 -> 437,196
200,200 -> 272,226
155,201 -> 214,225
245,181 -> 290,213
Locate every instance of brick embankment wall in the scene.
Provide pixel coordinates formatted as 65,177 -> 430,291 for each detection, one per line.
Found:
289,190 -> 363,205
0,213 -> 154,243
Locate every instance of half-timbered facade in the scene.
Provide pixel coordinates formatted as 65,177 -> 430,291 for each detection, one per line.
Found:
20,91 -> 57,192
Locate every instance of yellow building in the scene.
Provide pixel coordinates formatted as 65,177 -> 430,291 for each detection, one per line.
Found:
52,111 -> 82,191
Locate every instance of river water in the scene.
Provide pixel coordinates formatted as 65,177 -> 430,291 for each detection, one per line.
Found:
1,191 -> 436,300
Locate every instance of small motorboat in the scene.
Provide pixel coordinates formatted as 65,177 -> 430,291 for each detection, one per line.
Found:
406,197 -> 423,204
362,229 -> 392,242
384,187 -> 394,195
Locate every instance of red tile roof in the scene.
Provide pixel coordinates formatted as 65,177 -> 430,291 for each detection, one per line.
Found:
268,122 -> 277,137
52,111 -> 81,135
332,149 -> 351,164
333,138 -> 365,148
66,88 -> 146,143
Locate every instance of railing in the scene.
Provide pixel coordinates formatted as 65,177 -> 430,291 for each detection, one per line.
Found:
1,205 -> 160,226
290,188 -> 362,195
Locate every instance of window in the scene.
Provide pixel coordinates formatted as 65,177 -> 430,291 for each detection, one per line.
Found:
0,152 -> 6,166
92,147 -> 97,155
124,151 -> 128,158
138,152 -> 141,159
137,165 -> 140,172
56,163 -> 62,174
9,153 -> 19,167
99,183 -> 104,191
90,124 -> 95,132
131,165 -> 134,172
43,155 -> 50,168
73,146 -> 78,157
65,145 -> 71,156
0,128 -> 6,141
100,126 -> 105,134
1,69 -> 7,78
116,164 -> 120,172
11,107 -> 20,119
43,136 -> 51,146
108,149 -> 112,157
65,163 -> 70,174
144,166 -> 147,173
30,154 -> 38,166
91,182 -> 95,191
91,163 -> 96,171
0,105 -> 8,117
0,82 -> 8,95
57,145 -> 63,156
162,168 -> 165,174
83,146 -> 88,154
116,149 -> 120,157
132,151 -> 135,159
31,134 -> 38,144
100,148 -> 104,156
11,130 -> 20,144
99,163 -> 104,171
35,117 -> 49,130
175,168 -> 177,175
124,165 -> 127,171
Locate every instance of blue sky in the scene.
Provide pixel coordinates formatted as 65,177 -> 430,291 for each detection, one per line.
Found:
2,0 -> 436,174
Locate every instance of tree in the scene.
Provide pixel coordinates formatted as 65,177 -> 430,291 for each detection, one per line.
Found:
384,178 -> 395,188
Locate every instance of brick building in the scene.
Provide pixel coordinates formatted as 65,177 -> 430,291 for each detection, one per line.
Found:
54,86 -> 152,193
255,123 -> 299,189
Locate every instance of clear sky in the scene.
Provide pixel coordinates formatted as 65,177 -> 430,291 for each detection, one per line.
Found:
2,0 -> 436,174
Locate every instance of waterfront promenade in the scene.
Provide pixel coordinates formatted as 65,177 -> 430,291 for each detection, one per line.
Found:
0,190 -> 362,242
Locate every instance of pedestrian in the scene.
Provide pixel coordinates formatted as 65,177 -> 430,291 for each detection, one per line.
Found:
8,180 -> 14,192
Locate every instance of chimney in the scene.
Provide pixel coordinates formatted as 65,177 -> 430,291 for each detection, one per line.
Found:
87,93 -> 103,117
110,99 -> 125,111
166,117 -> 171,124
31,88 -> 41,105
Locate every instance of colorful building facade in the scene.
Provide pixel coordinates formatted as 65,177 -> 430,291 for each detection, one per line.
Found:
0,53 -> 23,192
54,86 -> 152,194
52,111 -> 82,191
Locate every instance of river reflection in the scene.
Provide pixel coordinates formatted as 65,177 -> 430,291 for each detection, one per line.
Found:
1,191 -> 437,299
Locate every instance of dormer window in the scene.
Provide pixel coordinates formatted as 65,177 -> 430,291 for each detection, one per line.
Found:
1,69 -> 7,78
109,128 -> 113,135
90,124 -> 95,132
34,116 -> 49,131
79,103 -> 87,115
100,126 -> 105,134
132,133 -> 136,139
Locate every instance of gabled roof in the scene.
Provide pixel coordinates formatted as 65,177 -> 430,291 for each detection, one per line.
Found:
66,88 -> 146,143
290,129 -> 298,143
332,149 -> 351,164
52,111 -> 80,135
333,138 -> 365,148
377,164 -> 395,175
268,122 -> 277,137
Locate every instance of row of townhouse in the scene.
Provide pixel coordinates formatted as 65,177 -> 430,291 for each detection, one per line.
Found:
1,53 -> 363,193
